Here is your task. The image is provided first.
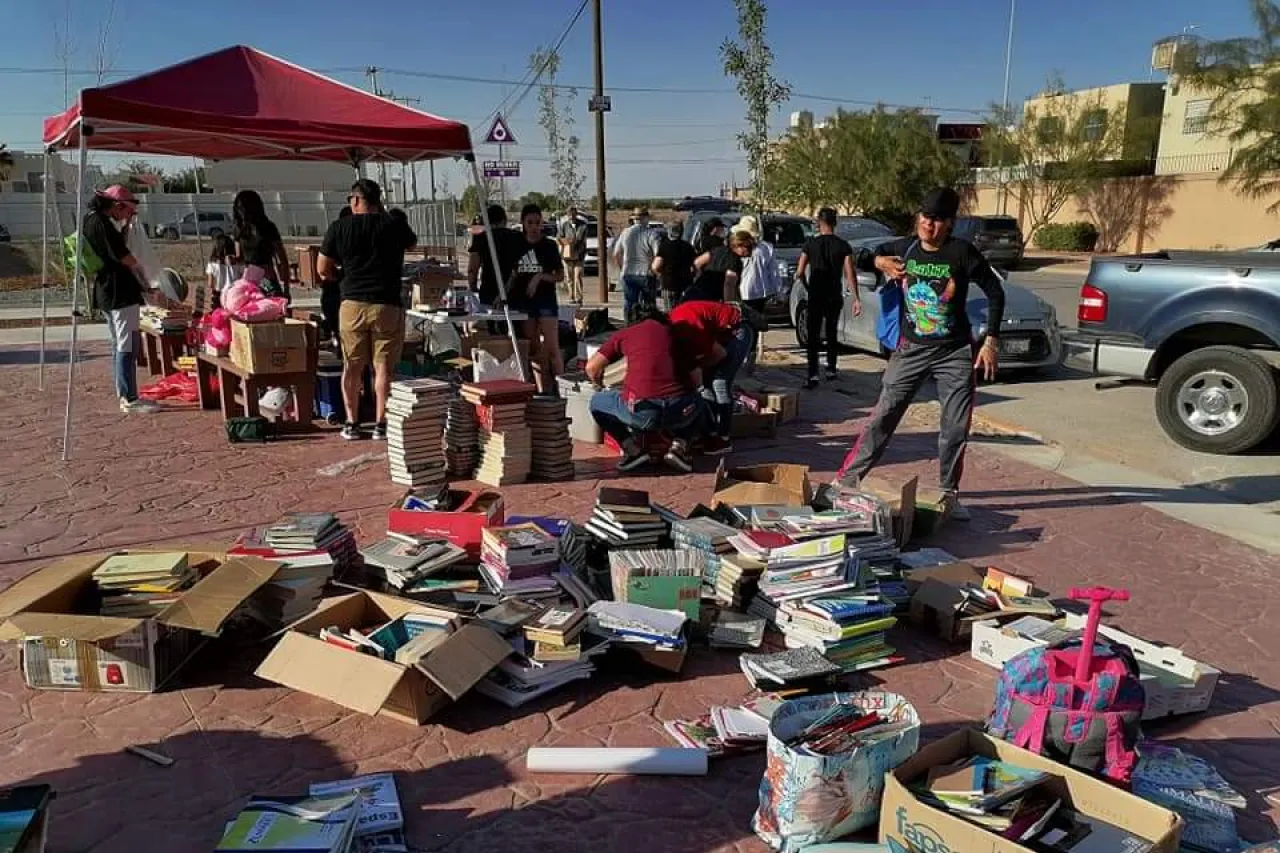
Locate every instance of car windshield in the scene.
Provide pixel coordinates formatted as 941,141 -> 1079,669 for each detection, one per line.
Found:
836,218 -> 894,242
979,218 -> 1020,232
764,220 -> 814,248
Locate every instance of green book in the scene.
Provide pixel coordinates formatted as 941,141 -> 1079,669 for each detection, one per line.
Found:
93,552 -> 189,580
216,792 -> 358,852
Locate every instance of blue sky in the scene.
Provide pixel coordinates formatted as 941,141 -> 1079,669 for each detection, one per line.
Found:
0,0 -> 1256,197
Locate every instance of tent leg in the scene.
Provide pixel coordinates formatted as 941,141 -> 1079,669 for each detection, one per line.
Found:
62,132 -> 89,462
39,151 -> 50,391
468,157 -> 526,382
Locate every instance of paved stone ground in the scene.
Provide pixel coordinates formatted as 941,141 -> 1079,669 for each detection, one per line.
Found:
1,342 -> 1278,853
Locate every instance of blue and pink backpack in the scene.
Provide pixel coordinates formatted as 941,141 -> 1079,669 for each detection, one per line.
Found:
987,586 -> 1146,786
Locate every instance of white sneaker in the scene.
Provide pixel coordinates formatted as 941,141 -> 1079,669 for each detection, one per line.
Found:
120,398 -> 161,413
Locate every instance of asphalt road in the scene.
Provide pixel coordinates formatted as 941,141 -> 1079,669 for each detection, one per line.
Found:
1005,267 -> 1088,328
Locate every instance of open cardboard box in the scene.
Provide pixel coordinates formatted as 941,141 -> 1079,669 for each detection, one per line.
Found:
880,728 -> 1182,853
387,488 -> 505,560
255,589 -> 510,725
712,462 -> 811,509
860,474 -> 920,547
0,549 -> 277,693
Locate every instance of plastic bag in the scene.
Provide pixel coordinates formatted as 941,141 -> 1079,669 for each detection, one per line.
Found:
139,372 -> 199,404
472,348 -> 524,382
222,279 -> 287,322
752,691 -> 920,852
125,226 -> 186,301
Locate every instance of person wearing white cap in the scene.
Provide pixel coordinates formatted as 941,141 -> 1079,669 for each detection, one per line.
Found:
82,185 -> 159,413
729,214 -> 779,366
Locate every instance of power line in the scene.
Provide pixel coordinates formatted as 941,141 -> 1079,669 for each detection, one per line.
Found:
482,0 -> 590,128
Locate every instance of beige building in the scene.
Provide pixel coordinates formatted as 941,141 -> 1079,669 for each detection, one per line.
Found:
1021,81 -> 1165,162
1154,74 -> 1261,175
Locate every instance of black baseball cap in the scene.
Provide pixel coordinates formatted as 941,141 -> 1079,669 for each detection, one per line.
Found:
919,187 -> 960,220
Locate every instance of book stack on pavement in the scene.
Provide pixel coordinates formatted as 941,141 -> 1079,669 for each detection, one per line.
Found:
359,533 -> 467,590
216,791 -> 359,853
757,533 -> 852,603
712,550 -> 767,610
229,529 -> 336,628
585,600 -> 688,652
664,695 -> 782,756
523,605 -> 587,663
474,636 -> 607,707
263,511 -> 362,579
479,523 -> 561,598
526,395 -> 575,481
385,378 -> 449,490
462,380 -> 538,486
444,391 -> 479,479
308,772 -> 405,853
585,487 -> 666,547
739,646 -> 843,693
92,552 -> 197,618
670,517 -> 737,599
776,594 -> 901,674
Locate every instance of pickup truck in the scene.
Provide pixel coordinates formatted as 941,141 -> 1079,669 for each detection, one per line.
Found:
1069,250 -> 1280,454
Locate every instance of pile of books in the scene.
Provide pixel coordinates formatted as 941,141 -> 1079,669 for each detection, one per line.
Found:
523,605 -> 587,663
912,756 -> 1072,844
216,790 -> 360,852
475,638 -> 604,707
757,533 -> 853,601
444,392 -> 479,478
463,380 -> 537,486
319,609 -> 456,663
711,550 -> 766,610
706,609 -> 767,649
670,516 -> 737,599
526,395 -> 575,481
479,523 -> 561,598
585,600 -> 688,652
229,528 -> 337,628
262,511 -> 361,578
92,552 -> 196,618
608,549 -> 702,617
664,696 -> 779,755
585,487 -> 665,547
140,303 -> 191,333
775,593 -> 901,674
360,533 -> 466,590
385,378 -> 448,489
739,646 -> 842,693
308,772 -> 405,853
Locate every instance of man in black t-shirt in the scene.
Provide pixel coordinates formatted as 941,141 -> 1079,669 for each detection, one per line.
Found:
795,207 -> 860,386
651,220 -> 696,308
836,187 -> 1005,520
467,204 -> 524,306
318,179 -> 417,441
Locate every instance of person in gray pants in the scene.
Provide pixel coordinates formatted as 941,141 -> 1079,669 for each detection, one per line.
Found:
835,188 -> 1005,520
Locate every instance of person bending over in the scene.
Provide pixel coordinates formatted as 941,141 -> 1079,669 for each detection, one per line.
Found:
670,289 -> 754,455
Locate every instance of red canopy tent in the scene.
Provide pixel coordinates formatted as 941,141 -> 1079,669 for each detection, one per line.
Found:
41,45 -> 513,459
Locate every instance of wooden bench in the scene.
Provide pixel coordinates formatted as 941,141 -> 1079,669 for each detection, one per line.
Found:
137,328 -> 190,377
195,320 -> 320,431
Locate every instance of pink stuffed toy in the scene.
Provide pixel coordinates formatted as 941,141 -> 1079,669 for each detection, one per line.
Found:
201,308 -> 233,349
221,266 -> 287,323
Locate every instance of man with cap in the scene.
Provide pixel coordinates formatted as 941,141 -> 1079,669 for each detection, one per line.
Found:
557,206 -> 588,305
612,207 -> 662,319
836,187 -> 1005,520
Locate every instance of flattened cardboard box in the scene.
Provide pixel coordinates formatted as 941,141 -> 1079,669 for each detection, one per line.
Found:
255,590 -> 510,725
880,728 -> 1182,853
712,462 -> 811,509
0,549 -> 277,693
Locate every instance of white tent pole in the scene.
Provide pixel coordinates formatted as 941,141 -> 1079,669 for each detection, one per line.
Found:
190,159 -> 206,273
38,150 -> 51,391
61,130 -> 89,462
467,156 -> 525,380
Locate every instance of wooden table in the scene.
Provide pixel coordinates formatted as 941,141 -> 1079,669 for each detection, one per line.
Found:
196,354 -> 317,432
137,328 -> 189,377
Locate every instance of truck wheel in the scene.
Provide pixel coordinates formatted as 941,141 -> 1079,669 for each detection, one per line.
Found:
1155,346 -> 1280,454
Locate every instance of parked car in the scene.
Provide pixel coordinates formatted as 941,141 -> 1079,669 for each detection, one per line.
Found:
1067,250 -> 1280,454
684,210 -> 814,323
674,195 -> 741,213
157,211 -> 231,240
583,221 -> 613,275
789,238 -> 1063,373
835,216 -> 894,244
0,223 -> 10,243
952,215 -> 1025,269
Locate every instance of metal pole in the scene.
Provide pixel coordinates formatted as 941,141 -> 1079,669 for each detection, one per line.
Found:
429,161 -> 437,201
190,158 -> 206,274
498,142 -> 506,206
410,162 -> 419,203
592,0 -> 609,303
468,156 -> 526,380
61,130 -> 88,462
39,151 -> 50,390
998,0 -> 1016,215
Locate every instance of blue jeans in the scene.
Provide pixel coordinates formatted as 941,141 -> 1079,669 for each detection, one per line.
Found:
702,321 -> 756,437
105,306 -> 139,402
590,388 -> 707,445
622,274 -> 656,321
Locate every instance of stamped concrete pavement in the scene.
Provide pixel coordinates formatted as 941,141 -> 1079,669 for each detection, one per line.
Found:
0,341 -> 1277,852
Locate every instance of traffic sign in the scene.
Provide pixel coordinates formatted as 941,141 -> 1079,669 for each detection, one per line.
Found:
588,95 -> 612,113
484,114 -> 517,145
482,160 -> 520,178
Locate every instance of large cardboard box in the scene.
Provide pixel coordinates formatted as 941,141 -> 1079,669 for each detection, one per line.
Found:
255,590 -> 510,725
880,728 -> 1182,853
970,614 -> 1221,720
387,488 -> 505,560
0,549 -> 277,693
905,561 -> 989,643
230,319 -> 310,374
712,462 -> 812,509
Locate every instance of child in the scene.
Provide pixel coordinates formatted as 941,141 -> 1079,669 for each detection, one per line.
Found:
205,235 -> 242,311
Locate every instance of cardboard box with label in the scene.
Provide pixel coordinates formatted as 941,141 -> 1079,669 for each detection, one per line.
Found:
860,474 -> 920,547
387,488 -> 505,560
0,549 -> 277,693
230,319 -> 310,375
970,613 -> 1221,720
880,728 -> 1182,853
255,590 -> 510,725
712,462 -> 812,509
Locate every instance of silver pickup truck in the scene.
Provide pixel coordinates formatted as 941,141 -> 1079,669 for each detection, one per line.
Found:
1068,250 -> 1280,454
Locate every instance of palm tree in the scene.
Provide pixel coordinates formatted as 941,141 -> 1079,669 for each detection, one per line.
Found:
0,145 -> 14,183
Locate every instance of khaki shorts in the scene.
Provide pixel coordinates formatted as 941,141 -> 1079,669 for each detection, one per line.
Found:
339,301 -> 404,367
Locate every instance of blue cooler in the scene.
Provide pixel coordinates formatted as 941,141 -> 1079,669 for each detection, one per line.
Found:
315,366 -> 375,424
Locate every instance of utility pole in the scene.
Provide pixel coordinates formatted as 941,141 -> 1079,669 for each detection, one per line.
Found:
365,66 -> 389,190
591,0 -> 609,304
382,87 -> 422,203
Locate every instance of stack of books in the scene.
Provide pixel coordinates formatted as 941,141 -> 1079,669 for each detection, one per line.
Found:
92,552 -> 197,618
775,594 -> 901,674
670,517 -> 737,599
263,511 -> 362,578
308,772 -> 404,853
140,303 -> 191,333
711,550 -> 766,609
385,378 -> 449,489
229,529 -> 337,628
475,641 -> 603,707
608,549 -> 702,618
585,600 -> 688,652
758,534 -> 853,602
479,523 -> 561,597
523,605 -> 587,662
526,395 -> 575,481
913,756 -> 1066,842
216,791 -> 360,853
444,392 -> 479,478
462,380 -> 538,486
739,646 -> 842,693
359,533 -> 467,590
585,487 -> 666,547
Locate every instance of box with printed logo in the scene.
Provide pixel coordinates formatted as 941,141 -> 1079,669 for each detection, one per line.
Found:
879,728 -> 1182,853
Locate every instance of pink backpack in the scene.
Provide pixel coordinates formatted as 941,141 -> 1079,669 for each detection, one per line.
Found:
987,587 -> 1146,785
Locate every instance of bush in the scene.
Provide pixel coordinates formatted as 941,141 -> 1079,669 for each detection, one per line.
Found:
1033,222 -> 1099,252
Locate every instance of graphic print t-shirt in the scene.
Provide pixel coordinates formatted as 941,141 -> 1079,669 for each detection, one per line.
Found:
509,236 -> 564,307
876,236 -> 1004,346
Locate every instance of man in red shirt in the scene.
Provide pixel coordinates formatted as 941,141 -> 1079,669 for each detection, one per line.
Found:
670,290 -> 757,454
585,304 -> 708,472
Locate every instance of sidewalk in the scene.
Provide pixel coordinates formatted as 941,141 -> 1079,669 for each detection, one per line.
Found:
0,340 -> 1277,851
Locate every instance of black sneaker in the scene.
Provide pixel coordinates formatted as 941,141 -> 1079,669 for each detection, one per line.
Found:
825,368 -> 839,381
663,440 -> 693,473
371,421 -> 388,441
804,376 -> 819,390
617,438 -> 649,472
340,422 -> 363,440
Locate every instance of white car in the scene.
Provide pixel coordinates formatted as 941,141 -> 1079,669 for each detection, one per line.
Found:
583,220 -> 613,275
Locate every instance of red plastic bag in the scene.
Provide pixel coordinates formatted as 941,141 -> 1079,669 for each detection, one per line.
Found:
139,372 -> 200,404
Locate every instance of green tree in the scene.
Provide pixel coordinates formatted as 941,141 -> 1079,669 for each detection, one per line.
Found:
164,167 -> 206,193
531,48 -> 583,210
460,178 -> 500,218
1177,0 -> 1280,211
518,191 -> 558,211
721,0 -> 791,211
109,159 -> 164,194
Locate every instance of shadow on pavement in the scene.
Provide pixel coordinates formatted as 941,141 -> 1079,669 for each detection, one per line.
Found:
961,477 -> 1280,511
0,349 -> 102,366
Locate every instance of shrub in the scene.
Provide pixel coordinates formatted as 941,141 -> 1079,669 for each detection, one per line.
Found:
1033,222 -> 1099,252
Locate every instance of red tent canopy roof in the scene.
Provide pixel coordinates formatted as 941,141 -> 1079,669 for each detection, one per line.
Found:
43,45 -> 472,163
